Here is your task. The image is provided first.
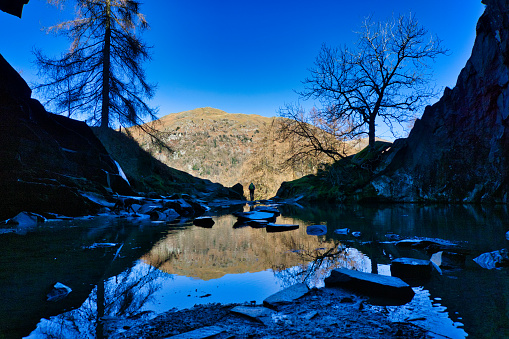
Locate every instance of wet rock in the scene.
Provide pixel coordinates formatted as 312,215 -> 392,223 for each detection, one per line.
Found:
149,209 -> 179,222
193,216 -> 214,228
334,228 -> 350,235
46,282 -> 72,302
164,199 -> 195,217
473,249 -> 509,269
263,283 -> 309,309
506,231 -> 509,241
6,211 -> 45,227
266,223 -> 299,233
253,205 -> 281,217
324,268 -> 414,304
306,224 -> 327,236
390,258 -> 432,280
231,306 -> 275,325
167,325 -> 225,339
441,251 -> 467,269
352,231 -> 362,238
234,211 -> 276,222
385,233 -> 401,241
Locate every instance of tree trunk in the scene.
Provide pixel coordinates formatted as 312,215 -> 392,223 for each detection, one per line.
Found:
100,1 -> 112,130
368,118 -> 376,148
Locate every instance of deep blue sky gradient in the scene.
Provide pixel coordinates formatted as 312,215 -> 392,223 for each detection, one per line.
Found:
0,1 -> 485,137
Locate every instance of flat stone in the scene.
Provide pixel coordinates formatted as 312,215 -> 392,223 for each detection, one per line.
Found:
324,268 -> 414,303
266,223 -> 299,233
307,224 -> 327,236
231,306 -> 275,325
334,228 -> 350,235
390,258 -> 432,279
166,325 -> 225,339
263,283 -> 309,309
234,211 -> 276,221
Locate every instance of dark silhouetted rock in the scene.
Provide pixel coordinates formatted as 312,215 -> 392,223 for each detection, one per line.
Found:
325,268 -> 414,303
390,258 -> 433,280
193,216 -> 214,228
230,183 -> 245,200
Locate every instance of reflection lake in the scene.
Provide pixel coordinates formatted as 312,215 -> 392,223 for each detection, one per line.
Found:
1,203 -> 509,338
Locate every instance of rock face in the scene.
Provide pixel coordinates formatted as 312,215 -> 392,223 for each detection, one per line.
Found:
276,0 -> 509,203
373,0 -> 509,203
0,53 -> 132,218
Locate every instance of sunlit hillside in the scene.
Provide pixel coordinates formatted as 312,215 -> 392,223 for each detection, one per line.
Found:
127,107 -> 370,199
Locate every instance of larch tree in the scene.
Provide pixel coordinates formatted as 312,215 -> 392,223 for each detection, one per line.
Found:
34,0 -> 156,130
297,14 -> 447,149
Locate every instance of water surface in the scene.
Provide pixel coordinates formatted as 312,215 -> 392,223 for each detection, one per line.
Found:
1,204 -> 508,338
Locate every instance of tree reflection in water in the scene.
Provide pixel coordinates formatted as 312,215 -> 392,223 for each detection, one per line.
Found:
272,238 -> 372,288
30,262 -> 165,338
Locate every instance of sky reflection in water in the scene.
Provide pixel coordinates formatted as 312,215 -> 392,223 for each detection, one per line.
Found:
25,204 -> 509,338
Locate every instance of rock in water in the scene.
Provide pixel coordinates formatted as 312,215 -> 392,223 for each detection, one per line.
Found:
266,223 -> 299,233
306,224 -> 327,236
324,268 -> 414,304
47,282 -> 72,302
473,249 -> 509,269
193,216 -> 215,228
390,258 -> 433,280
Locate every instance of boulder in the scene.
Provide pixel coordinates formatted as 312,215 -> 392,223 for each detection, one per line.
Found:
306,224 -> 327,236
230,183 -> 245,200
266,223 -> 299,233
390,258 -> 433,280
263,283 -> 309,309
46,282 -> 72,302
473,249 -> 509,269
324,268 -> 414,303
334,228 -> 350,235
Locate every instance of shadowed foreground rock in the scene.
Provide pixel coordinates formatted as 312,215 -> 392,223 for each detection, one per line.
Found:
324,268 -> 415,304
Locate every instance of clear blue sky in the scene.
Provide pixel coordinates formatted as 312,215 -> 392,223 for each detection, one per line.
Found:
1,0 -> 485,138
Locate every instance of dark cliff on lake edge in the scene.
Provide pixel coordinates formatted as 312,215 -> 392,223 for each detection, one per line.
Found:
0,53 -> 133,218
0,54 -> 242,220
277,0 -> 509,204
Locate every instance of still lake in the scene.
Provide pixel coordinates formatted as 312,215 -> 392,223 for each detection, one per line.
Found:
1,203 -> 508,338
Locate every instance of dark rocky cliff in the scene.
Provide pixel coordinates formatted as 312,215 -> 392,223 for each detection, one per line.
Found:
374,0 -> 509,203
277,0 -> 509,203
0,53 -> 132,218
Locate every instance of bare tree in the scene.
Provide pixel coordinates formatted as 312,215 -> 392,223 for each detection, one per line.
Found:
300,14 -> 447,148
34,0 -> 156,131
276,103 -> 350,168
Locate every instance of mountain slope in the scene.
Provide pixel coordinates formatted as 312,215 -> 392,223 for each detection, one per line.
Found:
128,107 -> 352,199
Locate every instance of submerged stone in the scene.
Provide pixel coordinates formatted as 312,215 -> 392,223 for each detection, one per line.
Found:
324,268 -> 414,303
306,224 -> 327,236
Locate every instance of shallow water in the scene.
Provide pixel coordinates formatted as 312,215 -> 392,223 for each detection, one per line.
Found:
1,204 -> 509,338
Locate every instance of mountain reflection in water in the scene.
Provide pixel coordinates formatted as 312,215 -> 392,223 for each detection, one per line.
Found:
14,204 -> 509,338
